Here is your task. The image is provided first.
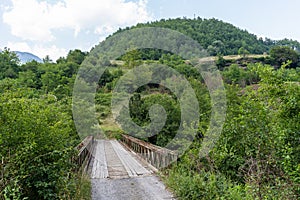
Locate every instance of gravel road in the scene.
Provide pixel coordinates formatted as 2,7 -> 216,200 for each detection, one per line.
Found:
91,176 -> 175,200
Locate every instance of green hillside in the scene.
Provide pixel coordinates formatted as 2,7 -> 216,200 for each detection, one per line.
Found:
114,17 -> 300,56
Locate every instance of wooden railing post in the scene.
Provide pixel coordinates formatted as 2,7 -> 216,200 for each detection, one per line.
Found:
119,134 -> 178,169
75,136 -> 95,170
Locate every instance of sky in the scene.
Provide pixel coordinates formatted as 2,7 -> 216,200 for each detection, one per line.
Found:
1,0 -> 300,60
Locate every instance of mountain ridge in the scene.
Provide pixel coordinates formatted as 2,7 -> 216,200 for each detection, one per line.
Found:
14,51 -> 42,64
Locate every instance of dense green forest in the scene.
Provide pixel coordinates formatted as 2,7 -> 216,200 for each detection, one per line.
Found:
0,18 -> 299,199
115,18 -> 300,56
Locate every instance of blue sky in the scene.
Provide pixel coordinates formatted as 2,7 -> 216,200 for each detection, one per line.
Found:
1,0 -> 300,60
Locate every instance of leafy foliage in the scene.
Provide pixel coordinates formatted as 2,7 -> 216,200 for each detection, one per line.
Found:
0,93 -> 78,199
0,49 -> 88,199
0,48 -> 20,79
115,18 -> 300,57
163,64 -> 299,199
269,46 -> 300,68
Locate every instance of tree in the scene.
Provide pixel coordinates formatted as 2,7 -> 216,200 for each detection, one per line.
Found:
222,64 -> 246,85
122,49 -> 142,68
43,55 -> 52,63
215,54 -> 226,69
207,40 -> 226,56
238,47 -> 250,58
66,49 -> 87,65
0,47 -> 20,79
41,71 -> 61,93
269,46 -> 299,68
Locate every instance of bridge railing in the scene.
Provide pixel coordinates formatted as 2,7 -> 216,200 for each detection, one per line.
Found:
120,134 -> 178,169
75,136 -> 95,168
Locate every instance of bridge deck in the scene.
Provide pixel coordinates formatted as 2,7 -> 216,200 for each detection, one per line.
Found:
91,139 -> 152,179
90,139 -> 175,199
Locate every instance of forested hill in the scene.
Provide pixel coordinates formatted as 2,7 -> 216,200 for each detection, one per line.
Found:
114,17 -> 300,56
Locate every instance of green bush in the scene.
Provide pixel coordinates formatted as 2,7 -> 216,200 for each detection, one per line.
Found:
164,164 -> 250,200
0,93 -> 79,199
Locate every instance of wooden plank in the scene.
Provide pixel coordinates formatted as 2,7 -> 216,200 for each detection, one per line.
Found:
91,139 -> 154,179
100,140 -> 109,178
111,140 -> 150,177
110,140 -> 136,177
105,141 -> 129,179
91,140 -> 108,179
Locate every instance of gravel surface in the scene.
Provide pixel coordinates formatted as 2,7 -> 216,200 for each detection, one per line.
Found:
91,176 -> 175,200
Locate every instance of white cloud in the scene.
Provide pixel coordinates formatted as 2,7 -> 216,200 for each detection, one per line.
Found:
32,45 -> 68,61
5,42 -> 31,52
3,0 -> 152,42
6,41 -> 68,61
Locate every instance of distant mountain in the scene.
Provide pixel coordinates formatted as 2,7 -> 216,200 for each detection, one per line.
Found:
14,51 -> 42,64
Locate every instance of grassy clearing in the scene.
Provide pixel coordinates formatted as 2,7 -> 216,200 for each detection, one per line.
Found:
100,114 -> 123,139
223,54 -> 267,60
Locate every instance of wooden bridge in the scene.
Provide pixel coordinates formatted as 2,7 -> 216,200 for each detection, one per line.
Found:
76,135 -> 177,199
